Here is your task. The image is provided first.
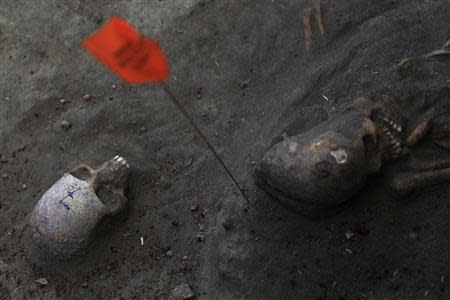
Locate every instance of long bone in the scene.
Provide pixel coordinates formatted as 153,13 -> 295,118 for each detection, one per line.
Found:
390,168 -> 450,196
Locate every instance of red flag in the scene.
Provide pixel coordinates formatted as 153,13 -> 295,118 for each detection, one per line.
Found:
82,16 -> 169,83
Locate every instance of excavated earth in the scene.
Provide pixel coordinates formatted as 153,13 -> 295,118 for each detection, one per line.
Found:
1,0 -> 450,299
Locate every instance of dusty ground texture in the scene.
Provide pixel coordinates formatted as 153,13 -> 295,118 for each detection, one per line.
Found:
1,0 -> 450,299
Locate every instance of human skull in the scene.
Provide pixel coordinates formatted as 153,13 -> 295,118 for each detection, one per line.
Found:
30,155 -> 130,259
255,98 -> 388,216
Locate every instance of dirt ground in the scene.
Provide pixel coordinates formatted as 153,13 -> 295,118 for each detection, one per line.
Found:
1,0 -> 450,299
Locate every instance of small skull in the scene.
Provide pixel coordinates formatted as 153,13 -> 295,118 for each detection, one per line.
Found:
30,156 -> 130,259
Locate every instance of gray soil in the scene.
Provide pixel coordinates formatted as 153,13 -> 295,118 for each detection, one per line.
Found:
1,0 -> 450,299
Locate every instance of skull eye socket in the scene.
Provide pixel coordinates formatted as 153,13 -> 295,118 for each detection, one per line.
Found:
95,186 -> 116,206
70,167 -> 92,181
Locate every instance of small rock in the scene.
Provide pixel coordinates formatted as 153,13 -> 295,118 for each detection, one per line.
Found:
183,158 -> 193,168
169,283 -> 194,300
281,132 -> 290,140
182,255 -> 188,260
60,120 -> 71,131
83,94 -> 92,101
81,282 -> 88,287
35,278 -> 48,285
138,126 -> 147,134
1,174 -> 8,179
240,79 -> 249,90
59,98 -> 68,104
166,250 -> 173,257
345,230 -> 355,240
190,203 -> 199,211
111,84 -> 116,89
22,183 -> 27,190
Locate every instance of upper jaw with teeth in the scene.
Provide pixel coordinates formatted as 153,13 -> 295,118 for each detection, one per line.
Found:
114,155 -> 130,168
381,116 -> 406,158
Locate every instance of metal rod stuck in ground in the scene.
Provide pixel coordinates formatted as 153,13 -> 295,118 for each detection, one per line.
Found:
160,82 -> 251,204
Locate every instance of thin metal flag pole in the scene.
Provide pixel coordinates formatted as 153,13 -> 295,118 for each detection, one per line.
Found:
160,82 -> 250,204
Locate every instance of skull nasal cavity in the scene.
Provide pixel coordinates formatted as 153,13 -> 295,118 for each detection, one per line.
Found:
362,134 -> 377,158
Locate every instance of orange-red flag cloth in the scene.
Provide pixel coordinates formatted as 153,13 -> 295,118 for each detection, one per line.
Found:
82,16 -> 169,83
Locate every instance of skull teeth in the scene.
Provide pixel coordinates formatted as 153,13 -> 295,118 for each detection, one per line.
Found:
114,156 -> 128,166
114,155 -> 128,165
383,117 -> 403,134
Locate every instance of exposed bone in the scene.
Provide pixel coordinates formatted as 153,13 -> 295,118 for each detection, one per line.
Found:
399,39 -> 450,69
30,157 -> 130,258
303,8 -> 313,50
405,118 -> 432,147
362,118 -> 379,145
330,148 -> 347,164
314,0 -> 325,36
443,39 -> 450,49
390,168 -> 450,196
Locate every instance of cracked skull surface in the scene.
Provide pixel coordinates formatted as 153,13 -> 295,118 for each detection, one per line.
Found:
30,156 -> 130,258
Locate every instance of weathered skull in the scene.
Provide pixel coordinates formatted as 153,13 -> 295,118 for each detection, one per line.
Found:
256,98 -> 391,215
256,40 -> 450,217
30,156 -> 130,259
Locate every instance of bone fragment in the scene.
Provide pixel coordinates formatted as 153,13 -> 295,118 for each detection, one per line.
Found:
405,119 -> 431,147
